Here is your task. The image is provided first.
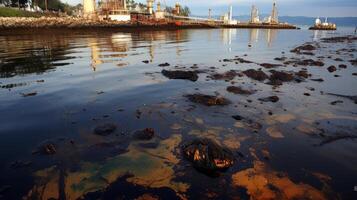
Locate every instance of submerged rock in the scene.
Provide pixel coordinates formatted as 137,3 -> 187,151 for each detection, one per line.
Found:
338,64 -> 347,69
94,123 -> 117,136
327,66 -> 337,73
327,93 -> 357,104
161,70 -> 198,81
258,96 -> 279,103
227,86 -> 253,95
182,138 -> 234,173
260,63 -> 282,68
158,62 -> 170,67
321,36 -> 357,43
232,115 -> 244,121
291,44 -> 316,53
285,59 -> 324,67
310,78 -> 324,82
243,69 -> 268,81
210,70 -> 238,81
133,128 -> 155,140
235,57 -> 254,63
11,160 -> 32,169
186,94 -> 231,106
330,100 -> 343,105
269,70 -> 294,82
21,92 -> 37,97
274,57 -> 287,61
349,59 -> 357,66
295,70 -> 309,79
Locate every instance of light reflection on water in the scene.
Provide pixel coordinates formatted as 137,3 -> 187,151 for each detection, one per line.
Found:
0,28 -> 356,199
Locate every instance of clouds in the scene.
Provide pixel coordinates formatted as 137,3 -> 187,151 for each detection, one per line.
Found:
65,0 -> 357,17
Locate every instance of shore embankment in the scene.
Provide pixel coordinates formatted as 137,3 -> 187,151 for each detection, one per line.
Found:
0,17 -> 298,30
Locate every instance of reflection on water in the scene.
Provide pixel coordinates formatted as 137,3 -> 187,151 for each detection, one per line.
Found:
0,35 -> 74,78
249,29 -> 259,45
0,28 -> 356,199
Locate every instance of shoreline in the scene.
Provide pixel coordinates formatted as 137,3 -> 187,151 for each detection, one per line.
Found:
0,17 -> 299,30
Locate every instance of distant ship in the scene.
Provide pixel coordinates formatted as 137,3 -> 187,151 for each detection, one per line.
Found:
309,17 -> 337,30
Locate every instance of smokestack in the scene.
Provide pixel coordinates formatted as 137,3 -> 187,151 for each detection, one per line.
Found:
175,3 -> 180,15
229,5 -> 233,21
83,0 -> 96,19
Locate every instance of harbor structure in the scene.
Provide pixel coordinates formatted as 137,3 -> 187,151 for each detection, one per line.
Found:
78,0 -> 297,29
221,5 -> 238,25
309,17 -> 336,30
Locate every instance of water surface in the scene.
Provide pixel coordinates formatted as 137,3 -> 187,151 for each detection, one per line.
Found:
0,28 -> 356,200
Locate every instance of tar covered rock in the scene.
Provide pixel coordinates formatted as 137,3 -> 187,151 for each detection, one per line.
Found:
243,69 -> 268,81
162,70 -> 198,81
94,123 -> 117,136
186,94 -> 231,106
227,86 -> 253,95
327,66 -> 337,73
182,138 -> 234,173
133,128 -> 155,140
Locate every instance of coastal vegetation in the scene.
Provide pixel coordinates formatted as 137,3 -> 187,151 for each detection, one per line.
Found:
0,0 -> 81,16
0,7 -> 42,17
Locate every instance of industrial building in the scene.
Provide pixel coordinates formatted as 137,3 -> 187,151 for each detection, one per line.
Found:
82,0 -> 183,22
80,0 -> 296,29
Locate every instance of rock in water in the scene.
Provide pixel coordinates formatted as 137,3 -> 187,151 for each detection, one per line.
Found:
186,94 -> 231,106
210,70 -> 238,81
243,69 -> 268,81
94,123 -> 117,136
43,144 -> 56,155
327,66 -> 337,73
133,128 -> 155,140
161,70 -> 198,81
269,70 -> 294,82
182,138 -> 234,173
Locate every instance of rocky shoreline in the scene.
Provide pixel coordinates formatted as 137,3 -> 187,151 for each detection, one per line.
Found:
0,17 -> 298,30
0,17 -> 218,30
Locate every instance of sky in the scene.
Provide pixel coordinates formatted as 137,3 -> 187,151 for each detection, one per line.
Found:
65,0 -> 357,17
